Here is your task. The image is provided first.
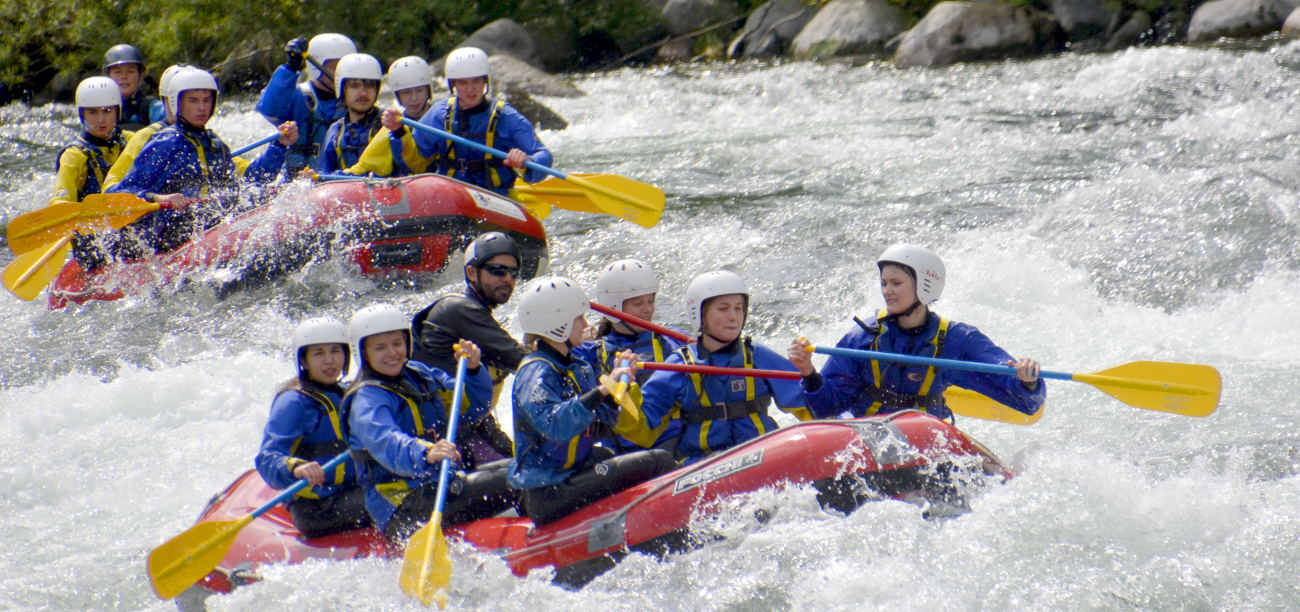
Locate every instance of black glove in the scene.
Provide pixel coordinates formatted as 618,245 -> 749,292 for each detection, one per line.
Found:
284,37 -> 308,71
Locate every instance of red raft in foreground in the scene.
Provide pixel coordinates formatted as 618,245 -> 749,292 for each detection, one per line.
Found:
170,412 -> 1011,608
47,174 -> 548,309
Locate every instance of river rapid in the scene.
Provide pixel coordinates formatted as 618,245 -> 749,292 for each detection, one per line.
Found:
1,41 -> 1297,610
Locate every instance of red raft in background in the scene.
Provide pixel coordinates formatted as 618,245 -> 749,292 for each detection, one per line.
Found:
170,412 -> 1012,609
47,174 -> 549,309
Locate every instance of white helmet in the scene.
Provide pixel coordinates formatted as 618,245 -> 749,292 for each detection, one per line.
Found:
333,53 -> 383,98
444,47 -> 490,87
594,259 -> 659,315
75,76 -> 121,113
292,317 -> 350,377
877,244 -> 946,305
306,33 -> 357,80
387,56 -> 433,93
685,270 -> 748,332
166,68 -> 219,118
517,276 -> 589,343
158,64 -> 193,99
347,303 -> 411,366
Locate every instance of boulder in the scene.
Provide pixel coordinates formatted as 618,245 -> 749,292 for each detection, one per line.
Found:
1049,0 -> 1114,41
1104,11 -> 1153,50
1285,6 -> 1300,35
1187,0 -> 1300,41
487,54 -> 584,98
661,0 -> 739,36
894,1 -> 1064,68
212,31 -> 279,93
522,17 -> 580,71
791,0 -> 910,59
727,0 -> 819,58
459,19 -> 543,67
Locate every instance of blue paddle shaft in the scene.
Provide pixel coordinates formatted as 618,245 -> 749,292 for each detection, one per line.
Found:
432,356 -> 469,517
231,133 -> 280,158
812,345 -> 1070,381
250,451 -> 350,519
400,117 -> 564,180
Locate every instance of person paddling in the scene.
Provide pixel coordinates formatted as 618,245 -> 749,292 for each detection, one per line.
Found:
342,56 -> 438,178
508,277 -> 676,525
108,68 -> 296,255
787,244 -> 1045,420
572,259 -> 685,452
638,271 -> 812,464
342,304 -> 516,544
316,53 -> 383,174
102,63 -> 189,192
257,33 -> 356,175
380,47 -> 551,196
254,317 -> 370,538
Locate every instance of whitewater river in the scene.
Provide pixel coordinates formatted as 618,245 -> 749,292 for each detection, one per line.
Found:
1,40 -> 1297,610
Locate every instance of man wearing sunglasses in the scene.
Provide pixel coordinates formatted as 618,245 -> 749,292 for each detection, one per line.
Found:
411,231 -> 529,464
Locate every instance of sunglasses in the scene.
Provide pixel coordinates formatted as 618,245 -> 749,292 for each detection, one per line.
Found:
481,263 -> 520,278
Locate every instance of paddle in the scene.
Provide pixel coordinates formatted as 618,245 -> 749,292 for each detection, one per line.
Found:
147,451 -> 350,600
807,345 -> 1220,417
588,301 -> 694,344
8,193 -> 160,254
399,354 -> 467,608
230,133 -> 280,158
3,234 -> 72,300
399,117 -> 665,228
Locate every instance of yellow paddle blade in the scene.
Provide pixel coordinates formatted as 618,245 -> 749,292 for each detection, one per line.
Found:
944,386 -> 1044,425
505,188 -> 554,219
400,510 -> 451,608
147,515 -> 253,600
528,174 -> 665,228
1076,361 -> 1221,417
80,193 -> 160,230
3,234 -> 72,300
512,180 -> 589,214
6,202 -> 82,254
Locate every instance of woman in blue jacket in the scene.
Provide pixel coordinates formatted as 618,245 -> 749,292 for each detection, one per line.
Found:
787,244 -> 1045,420
509,277 -> 676,525
342,304 -> 515,544
255,317 -> 370,538
638,271 -> 812,464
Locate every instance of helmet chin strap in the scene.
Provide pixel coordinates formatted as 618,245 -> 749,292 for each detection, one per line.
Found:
887,300 -> 925,322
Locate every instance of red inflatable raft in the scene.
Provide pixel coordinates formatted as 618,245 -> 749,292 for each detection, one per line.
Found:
169,412 -> 1011,608
47,174 -> 548,309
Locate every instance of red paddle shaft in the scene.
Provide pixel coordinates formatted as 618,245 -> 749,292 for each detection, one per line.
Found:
640,361 -> 802,380
588,301 -> 694,344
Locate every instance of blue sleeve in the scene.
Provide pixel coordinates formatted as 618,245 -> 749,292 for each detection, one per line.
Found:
803,328 -> 873,419
638,351 -> 690,431
751,343 -> 807,410
148,99 -> 166,123
109,132 -> 180,199
389,130 -> 412,176
240,142 -> 287,185
943,324 -> 1047,416
429,364 -> 493,424
254,392 -> 309,490
257,65 -> 306,125
514,362 -> 597,442
348,387 -> 437,479
499,108 -> 551,183
413,104 -> 448,159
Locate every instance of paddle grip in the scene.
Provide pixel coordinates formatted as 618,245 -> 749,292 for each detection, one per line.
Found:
641,361 -> 803,380
401,117 -> 563,180
812,345 -> 1069,381
588,301 -> 694,344
230,133 -> 280,158
250,451 -> 350,519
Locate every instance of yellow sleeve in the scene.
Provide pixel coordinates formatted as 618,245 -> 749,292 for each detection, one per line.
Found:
103,127 -> 154,190
48,148 -> 89,208
233,155 -> 252,175
400,129 -> 434,174
344,127 -> 395,177
603,376 -> 662,448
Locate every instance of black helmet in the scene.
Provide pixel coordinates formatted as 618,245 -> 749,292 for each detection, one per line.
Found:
104,44 -> 145,71
464,231 -> 521,269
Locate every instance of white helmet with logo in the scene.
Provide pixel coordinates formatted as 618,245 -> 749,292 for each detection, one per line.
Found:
166,68 -> 219,118
594,259 -> 659,315
877,244 -> 946,305
387,56 -> 433,93
75,76 -> 122,112
347,303 -> 411,366
517,276 -> 589,343
292,317 -> 350,377
684,270 -> 747,332
306,33 -> 357,80
333,53 -> 383,98
444,47 -> 490,89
